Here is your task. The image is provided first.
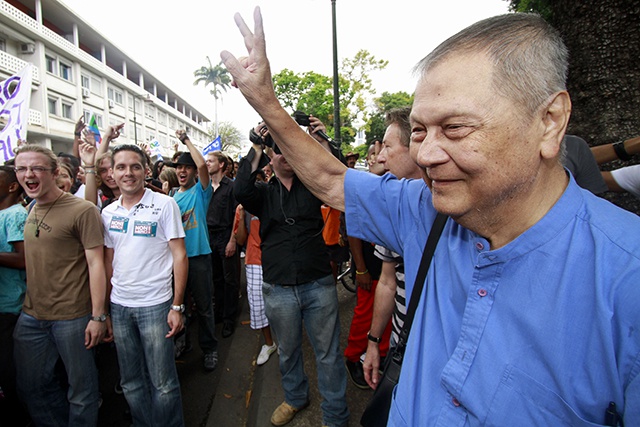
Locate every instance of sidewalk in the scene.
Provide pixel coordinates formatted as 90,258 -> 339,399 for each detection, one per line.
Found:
207,281 -> 373,427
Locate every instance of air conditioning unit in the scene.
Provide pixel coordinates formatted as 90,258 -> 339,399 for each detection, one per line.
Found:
82,88 -> 90,98
20,43 -> 35,54
108,99 -> 115,109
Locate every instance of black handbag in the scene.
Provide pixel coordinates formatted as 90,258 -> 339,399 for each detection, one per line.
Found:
360,213 -> 448,427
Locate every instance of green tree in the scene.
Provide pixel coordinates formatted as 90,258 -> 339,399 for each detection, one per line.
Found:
365,91 -> 414,144
272,50 -> 388,148
194,56 -> 232,137
210,121 -> 244,156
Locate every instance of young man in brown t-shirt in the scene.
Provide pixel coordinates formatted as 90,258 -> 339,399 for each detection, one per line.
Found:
12,145 -> 106,426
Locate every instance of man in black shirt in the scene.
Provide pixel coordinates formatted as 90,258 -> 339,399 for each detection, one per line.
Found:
206,151 -> 240,338
235,121 -> 348,427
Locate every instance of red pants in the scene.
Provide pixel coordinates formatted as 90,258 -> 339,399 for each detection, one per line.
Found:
344,280 -> 392,362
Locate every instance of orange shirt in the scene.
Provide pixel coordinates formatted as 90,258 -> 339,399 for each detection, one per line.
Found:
321,205 -> 341,246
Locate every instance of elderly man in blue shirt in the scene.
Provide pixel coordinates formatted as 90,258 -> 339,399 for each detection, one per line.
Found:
221,8 -> 640,426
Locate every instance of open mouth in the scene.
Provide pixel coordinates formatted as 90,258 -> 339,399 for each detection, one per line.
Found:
25,180 -> 39,192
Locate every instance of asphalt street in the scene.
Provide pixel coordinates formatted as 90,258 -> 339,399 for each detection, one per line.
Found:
97,265 -> 373,427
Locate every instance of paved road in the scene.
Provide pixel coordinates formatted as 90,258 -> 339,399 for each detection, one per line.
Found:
98,268 -> 373,427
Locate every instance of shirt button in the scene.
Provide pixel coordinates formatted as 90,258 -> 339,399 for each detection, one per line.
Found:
478,288 -> 487,297
452,397 -> 461,407
475,242 -> 484,250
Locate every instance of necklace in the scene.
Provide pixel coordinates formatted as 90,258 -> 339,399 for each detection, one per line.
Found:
34,191 -> 64,237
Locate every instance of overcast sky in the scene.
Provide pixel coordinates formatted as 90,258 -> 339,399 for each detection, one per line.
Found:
60,0 -> 510,148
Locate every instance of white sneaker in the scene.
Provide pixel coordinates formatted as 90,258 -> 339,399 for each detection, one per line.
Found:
257,343 -> 277,366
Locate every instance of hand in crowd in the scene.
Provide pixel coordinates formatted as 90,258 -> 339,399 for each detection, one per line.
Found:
355,269 -> 373,292
225,239 -> 237,258
103,317 -> 114,343
85,318 -> 106,349
81,126 -> 96,146
307,115 -> 326,143
74,116 -> 85,137
104,123 -> 124,143
363,343 -> 381,389
137,142 -> 151,156
175,129 -> 187,143
166,310 -> 184,338
78,141 -> 97,167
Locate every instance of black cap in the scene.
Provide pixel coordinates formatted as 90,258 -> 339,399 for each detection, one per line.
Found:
165,152 -> 196,168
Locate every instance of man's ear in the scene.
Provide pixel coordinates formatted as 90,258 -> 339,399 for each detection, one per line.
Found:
540,91 -> 571,159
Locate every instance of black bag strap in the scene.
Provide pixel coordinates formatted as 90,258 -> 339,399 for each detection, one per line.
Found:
393,213 -> 448,363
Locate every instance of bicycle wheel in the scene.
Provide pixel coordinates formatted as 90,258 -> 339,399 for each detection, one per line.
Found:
337,255 -> 356,293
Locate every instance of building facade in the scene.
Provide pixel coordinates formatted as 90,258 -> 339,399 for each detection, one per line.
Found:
0,0 -> 210,159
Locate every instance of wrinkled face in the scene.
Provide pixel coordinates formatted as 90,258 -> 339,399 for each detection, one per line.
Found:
56,168 -> 73,193
176,164 -> 197,188
409,52 -> 541,220
98,158 -> 118,190
113,150 -> 146,196
15,152 -> 59,201
378,123 -> 419,179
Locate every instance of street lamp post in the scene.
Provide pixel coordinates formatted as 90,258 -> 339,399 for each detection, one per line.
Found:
331,0 -> 340,145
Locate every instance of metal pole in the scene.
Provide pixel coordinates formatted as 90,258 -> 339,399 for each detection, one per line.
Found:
331,0 -> 340,145
133,96 -> 138,145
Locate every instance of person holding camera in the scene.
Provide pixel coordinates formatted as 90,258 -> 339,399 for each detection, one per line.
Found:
235,119 -> 349,427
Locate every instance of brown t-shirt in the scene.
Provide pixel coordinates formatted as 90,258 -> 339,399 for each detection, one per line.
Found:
22,192 -> 104,320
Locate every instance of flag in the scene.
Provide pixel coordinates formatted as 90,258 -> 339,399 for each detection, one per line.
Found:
149,139 -> 162,157
88,114 -> 102,146
202,135 -> 221,155
0,64 -> 33,162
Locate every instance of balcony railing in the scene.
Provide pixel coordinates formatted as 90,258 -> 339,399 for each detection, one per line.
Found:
0,50 -> 40,84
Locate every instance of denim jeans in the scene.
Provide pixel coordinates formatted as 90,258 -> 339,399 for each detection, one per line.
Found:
186,254 -> 218,353
263,274 -> 349,427
13,312 -> 99,427
111,300 -> 185,427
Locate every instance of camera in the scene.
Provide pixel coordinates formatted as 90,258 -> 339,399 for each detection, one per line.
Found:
293,110 -> 311,127
249,124 -> 276,150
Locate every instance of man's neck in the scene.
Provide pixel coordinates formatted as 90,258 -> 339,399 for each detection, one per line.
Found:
36,187 -> 64,204
121,189 -> 145,210
179,181 -> 196,192
210,170 -> 225,188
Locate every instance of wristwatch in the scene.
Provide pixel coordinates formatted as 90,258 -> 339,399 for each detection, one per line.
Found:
367,332 -> 382,344
90,314 -> 108,322
171,304 -> 185,313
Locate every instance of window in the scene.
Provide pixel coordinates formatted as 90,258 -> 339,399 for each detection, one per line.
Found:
83,110 -> 103,128
48,98 -> 58,116
108,87 -> 124,105
59,62 -> 72,81
144,104 -> 156,120
81,75 -> 90,90
45,55 -> 56,74
168,116 -> 176,130
91,77 -> 102,95
146,131 -> 155,143
159,134 -> 168,147
158,111 -> 167,126
0,39 -> 6,52
128,95 -> 142,113
61,102 -> 73,119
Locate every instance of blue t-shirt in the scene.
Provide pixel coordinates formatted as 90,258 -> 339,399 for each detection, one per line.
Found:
0,203 -> 27,313
345,169 -> 640,426
173,182 -> 212,258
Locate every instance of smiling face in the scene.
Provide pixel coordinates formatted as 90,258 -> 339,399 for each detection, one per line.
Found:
56,165 -> 73,193
113,150 -> 146,197
378,123 -> 421,179
409,52 -> 546,224
15,151 -> 61,203
176,164 -> 197,188
98,157 -> 118,190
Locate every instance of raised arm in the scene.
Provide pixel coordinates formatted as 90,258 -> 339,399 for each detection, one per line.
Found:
176,129 -> 210,190
220,7 -> 347,211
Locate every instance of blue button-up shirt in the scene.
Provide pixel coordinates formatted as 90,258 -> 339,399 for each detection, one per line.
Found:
345,169 -> 640,426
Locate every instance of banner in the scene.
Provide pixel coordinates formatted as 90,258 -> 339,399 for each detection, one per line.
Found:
0,64 -> 33,162
149,139 -> 162,158
202,135 -> 221,155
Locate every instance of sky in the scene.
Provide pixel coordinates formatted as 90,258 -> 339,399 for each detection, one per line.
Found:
59,0 -> 510,150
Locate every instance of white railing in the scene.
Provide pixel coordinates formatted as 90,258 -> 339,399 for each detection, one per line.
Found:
41,26 -> 75,53
28,109 -> 42,126
0,1 -> 39,32
0,50 -> 40,84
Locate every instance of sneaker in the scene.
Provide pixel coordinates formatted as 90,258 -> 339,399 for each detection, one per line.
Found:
345,359 -> 369,390
257,343 -> 277,366
270,400 -> 309,426
204,351 -> 218,371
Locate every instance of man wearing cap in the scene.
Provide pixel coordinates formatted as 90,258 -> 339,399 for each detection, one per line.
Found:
168,130 -> 218,371
345,152 -> 359,169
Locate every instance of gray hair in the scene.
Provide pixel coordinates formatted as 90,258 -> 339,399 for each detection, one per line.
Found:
414,13 -> 568,115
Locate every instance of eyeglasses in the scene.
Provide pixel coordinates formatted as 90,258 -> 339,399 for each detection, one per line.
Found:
14,166 -> 54,175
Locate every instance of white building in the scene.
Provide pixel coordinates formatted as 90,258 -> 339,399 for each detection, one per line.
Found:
0,0 -> 210,160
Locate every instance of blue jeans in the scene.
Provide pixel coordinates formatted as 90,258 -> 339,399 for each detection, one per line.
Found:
13,312 -> 99,427
111,300 -> 184,427
263,274 -> 349,427
187,254 -> 218,353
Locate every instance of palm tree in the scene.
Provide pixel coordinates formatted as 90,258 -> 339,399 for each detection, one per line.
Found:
193,56 -> 231,137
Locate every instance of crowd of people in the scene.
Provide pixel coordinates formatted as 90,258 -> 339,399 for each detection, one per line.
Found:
2,7 -> 640,427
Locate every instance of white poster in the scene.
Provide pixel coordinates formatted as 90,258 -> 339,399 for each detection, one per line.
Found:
0,64 -> 33,162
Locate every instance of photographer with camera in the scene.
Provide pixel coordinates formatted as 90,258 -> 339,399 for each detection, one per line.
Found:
235,118 -> 349,427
